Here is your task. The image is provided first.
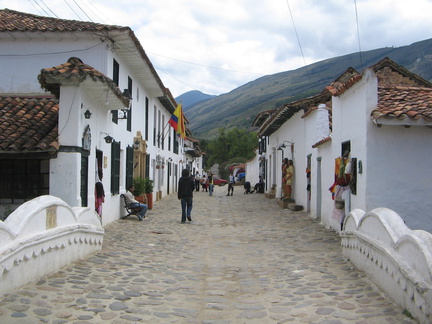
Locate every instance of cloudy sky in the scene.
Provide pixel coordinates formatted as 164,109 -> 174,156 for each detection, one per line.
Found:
2,0 -> 432,97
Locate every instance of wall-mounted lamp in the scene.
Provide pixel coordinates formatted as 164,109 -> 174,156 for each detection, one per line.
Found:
168,157 -> 173,162
133,140 -> 140,150
122,89 -> 132,100
278,140 -> 294,149
111,109 -> 129,121
84,109 -> 92,119
104,135 -> 114,144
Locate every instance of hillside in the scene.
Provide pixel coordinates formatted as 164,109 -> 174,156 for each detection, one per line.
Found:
175,90 -> 216,113
184,38 -> 432,139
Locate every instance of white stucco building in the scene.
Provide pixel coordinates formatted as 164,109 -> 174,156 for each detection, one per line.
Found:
0,9 -> 202,225
253,58 -> 432,233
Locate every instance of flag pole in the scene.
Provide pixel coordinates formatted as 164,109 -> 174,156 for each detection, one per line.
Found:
159,121 -> 170,141
161,124 -> 171,142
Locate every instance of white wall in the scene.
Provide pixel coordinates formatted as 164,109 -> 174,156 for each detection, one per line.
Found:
332,69 -> 432,232
0,195 -> 103,298
342,207 -> 432,324
367,124 -> 432,231
245,149 -> 260,186
0,37 -> 107,94
268,110 -> 309,206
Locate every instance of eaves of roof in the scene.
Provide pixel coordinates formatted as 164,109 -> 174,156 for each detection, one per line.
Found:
371,57 -> 432,88
158,88 -> 177,114
185,148 -> 202,157
38,57 -> 129,110
325,75 -> 362,97
371,86 -> 432,125
312,136 -> 331,149
257,91 -> 331,137
0,9 -> 168,99
252,109 -> 278,127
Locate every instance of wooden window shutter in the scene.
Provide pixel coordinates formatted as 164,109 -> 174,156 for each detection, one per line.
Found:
126,146 -> 134,189
111,141 -> 121,194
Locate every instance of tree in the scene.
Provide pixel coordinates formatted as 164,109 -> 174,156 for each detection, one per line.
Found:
201,127 -> 257,176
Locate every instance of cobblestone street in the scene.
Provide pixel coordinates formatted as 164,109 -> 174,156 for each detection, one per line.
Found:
0,185 -> 416,323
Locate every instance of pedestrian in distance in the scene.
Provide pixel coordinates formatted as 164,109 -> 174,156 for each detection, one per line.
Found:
194,171 -> 201,191
227,172 -> 234,196
201,174 -> 208,192
178,168 -> 195,223
208,172 -> 214,196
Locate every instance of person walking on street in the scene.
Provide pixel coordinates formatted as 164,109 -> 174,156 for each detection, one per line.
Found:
194,171 -> 201,191
201,175 -> 208,192
178,169 -> 195,223
208,173 -> 214,196
124,184 -> 148,221
227,172 -> 235,196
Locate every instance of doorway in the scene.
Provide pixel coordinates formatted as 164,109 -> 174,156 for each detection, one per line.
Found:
316,157 -> 322,221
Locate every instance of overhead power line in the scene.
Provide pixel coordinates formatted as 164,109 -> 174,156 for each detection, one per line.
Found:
147,51 -> 265,76
30,0 -> 52,17
285,0 -> 311,82
353,0 -> 364,68
63,0 -> 82,20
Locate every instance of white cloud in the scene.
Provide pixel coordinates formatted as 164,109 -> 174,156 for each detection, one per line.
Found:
2,0 -> 432,97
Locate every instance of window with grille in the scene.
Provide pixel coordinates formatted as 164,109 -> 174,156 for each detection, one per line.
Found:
0,159 -> 49,204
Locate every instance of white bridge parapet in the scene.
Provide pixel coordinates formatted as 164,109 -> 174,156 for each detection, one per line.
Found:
341,208 -> 432,324
0,195 -> 104,297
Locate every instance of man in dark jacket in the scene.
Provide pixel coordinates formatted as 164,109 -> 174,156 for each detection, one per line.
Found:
178,169 -> 195,223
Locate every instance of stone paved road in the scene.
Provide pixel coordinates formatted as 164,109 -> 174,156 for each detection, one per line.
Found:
0,185 -> 417,323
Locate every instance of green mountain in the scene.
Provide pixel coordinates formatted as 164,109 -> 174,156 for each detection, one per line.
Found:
185,38 -> 432,139
176,90 -> 216,113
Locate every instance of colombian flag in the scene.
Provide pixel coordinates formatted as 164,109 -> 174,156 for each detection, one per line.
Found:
168,104 -> 186,139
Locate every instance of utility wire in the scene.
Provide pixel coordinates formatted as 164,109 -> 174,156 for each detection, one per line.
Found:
27,0 -> 44,16
39,0 -> 59,18
285,0 -> 311,82
63,0 -> 82,20
147,51 -> 265,76
75,0 -> 106,24
32,0 -> 52,17
72,0 -> 93,22
81,0 -> 118,25
353,0 -> 364,68
0,42 -> 103,57
154,65 -> 200,92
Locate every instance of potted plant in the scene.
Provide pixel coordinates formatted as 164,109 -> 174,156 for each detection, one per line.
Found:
143,178 -> 154,209
132,177 -> 147,204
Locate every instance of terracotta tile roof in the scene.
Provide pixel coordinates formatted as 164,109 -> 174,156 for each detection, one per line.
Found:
371,86 -> 432,122
372,57 -> 432,88
0,95 -> 59,153
326,74 -> 362,96
0,8 -> 127,33
38,57 -> 129,107
257,91 -> 331,137
0,9 -> 172,108
312,136 -> 332,148
252,109 -> 278,127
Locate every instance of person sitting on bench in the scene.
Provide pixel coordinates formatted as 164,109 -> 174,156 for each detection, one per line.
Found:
251,176 -> 264,193
124,184 -> 148,221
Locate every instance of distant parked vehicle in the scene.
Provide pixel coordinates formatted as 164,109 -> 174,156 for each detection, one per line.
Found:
213,177 -> 228,186
236,172 -> 246,184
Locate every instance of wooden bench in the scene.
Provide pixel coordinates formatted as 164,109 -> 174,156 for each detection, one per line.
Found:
120,194 -> 142,220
